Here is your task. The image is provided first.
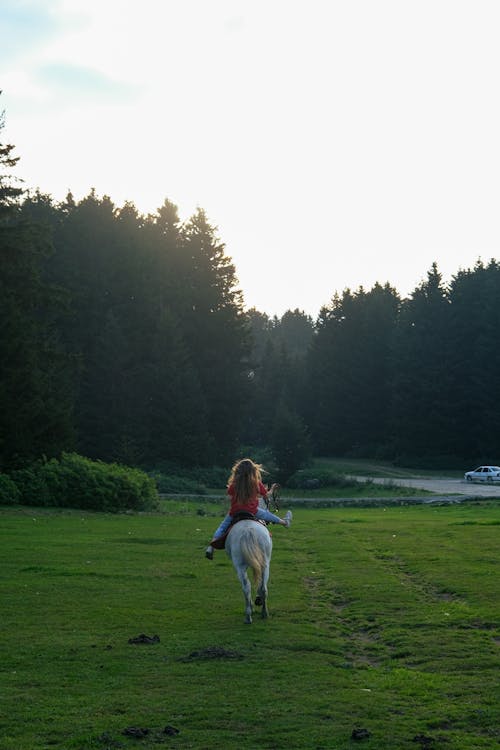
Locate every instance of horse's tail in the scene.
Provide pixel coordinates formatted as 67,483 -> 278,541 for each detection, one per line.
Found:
239,527 -> 266,585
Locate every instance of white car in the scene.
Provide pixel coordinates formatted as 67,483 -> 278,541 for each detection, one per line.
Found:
464,465 -> 500,482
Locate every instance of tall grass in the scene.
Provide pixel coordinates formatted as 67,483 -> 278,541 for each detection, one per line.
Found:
1,500 -> 499,749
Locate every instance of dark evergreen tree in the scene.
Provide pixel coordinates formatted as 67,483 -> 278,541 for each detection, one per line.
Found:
271,398 -> 312,482
178,208 -> 250,461
251,339 -> 293,442
274,308 -> 314,359
0,106 -> 22,213
144,308 -> 213,465
0,106 -> 74,468
446,260 -> 500,462
245,308 -> 274,362
390,263 -> 454,464
242,308 -> 314,445
42,192 -> 213,466
306,283 -> 400,456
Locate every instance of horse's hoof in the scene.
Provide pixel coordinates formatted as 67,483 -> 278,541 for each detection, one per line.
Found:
254,596 -> 262,606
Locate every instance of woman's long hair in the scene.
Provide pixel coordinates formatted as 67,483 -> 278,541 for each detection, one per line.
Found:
228,458 -> 263,505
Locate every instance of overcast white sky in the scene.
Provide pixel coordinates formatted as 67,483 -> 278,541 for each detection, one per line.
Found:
2,0 -> 500,318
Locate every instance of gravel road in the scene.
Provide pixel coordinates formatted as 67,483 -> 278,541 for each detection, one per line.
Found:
281,476 -> 500,505
354,476 -> 500,497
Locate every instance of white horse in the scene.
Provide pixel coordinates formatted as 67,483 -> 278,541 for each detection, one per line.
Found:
224,520 -> 272,624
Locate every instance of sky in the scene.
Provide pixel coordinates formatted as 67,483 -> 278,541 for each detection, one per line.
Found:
2,0 -> 500,318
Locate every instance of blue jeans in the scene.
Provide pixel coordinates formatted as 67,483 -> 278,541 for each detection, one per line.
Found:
212,507 -> 281,539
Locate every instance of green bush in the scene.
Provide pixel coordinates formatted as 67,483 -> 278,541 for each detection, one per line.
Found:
0,473 -> 21,505
9,463 -> 53,506
11,453 -> 159,512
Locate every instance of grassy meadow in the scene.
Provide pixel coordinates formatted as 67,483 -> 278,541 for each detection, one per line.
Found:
1,498 -> 499,749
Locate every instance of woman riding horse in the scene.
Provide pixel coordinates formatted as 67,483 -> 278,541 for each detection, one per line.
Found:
205,459 -> 292,560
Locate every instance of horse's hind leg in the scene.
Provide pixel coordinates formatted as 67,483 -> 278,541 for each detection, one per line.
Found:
237,567 -> 253,624
256,564 -> 270,619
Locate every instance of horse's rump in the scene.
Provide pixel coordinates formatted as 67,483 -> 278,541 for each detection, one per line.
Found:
239,526 -> 267,582
227,522 -> 272,584
224,519 -> 272,623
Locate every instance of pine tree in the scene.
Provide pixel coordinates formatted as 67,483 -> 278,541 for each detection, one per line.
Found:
0,103 -> 74,467
391,263 -> 453,464
0,104 -> 22,217
306,284 -> 400,456
447,260 -> 500,462
271,399 -> 312,482
179,209 -> 250,460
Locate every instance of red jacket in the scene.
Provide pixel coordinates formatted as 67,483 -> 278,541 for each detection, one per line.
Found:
228,481 -> 267,516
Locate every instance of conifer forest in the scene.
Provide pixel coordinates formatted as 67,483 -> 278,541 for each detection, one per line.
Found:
2,100 -> 500,476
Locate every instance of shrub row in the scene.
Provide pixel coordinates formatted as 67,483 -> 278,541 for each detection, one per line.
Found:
0,473 -> 21,505
3,453 -> 159,512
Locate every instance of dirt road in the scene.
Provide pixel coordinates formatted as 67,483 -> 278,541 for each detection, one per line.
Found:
357,476 -> 500,497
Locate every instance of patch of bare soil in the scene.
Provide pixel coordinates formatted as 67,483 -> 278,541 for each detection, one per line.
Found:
178,645 -> 244,662
412,733 -> 436,747
128,634 -> 160,645
98,724 -> 180,747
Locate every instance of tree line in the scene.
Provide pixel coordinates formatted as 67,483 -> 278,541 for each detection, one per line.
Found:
2,103 -> 499,475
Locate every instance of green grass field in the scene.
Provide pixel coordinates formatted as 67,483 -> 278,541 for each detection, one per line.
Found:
1,500 -> 499,749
